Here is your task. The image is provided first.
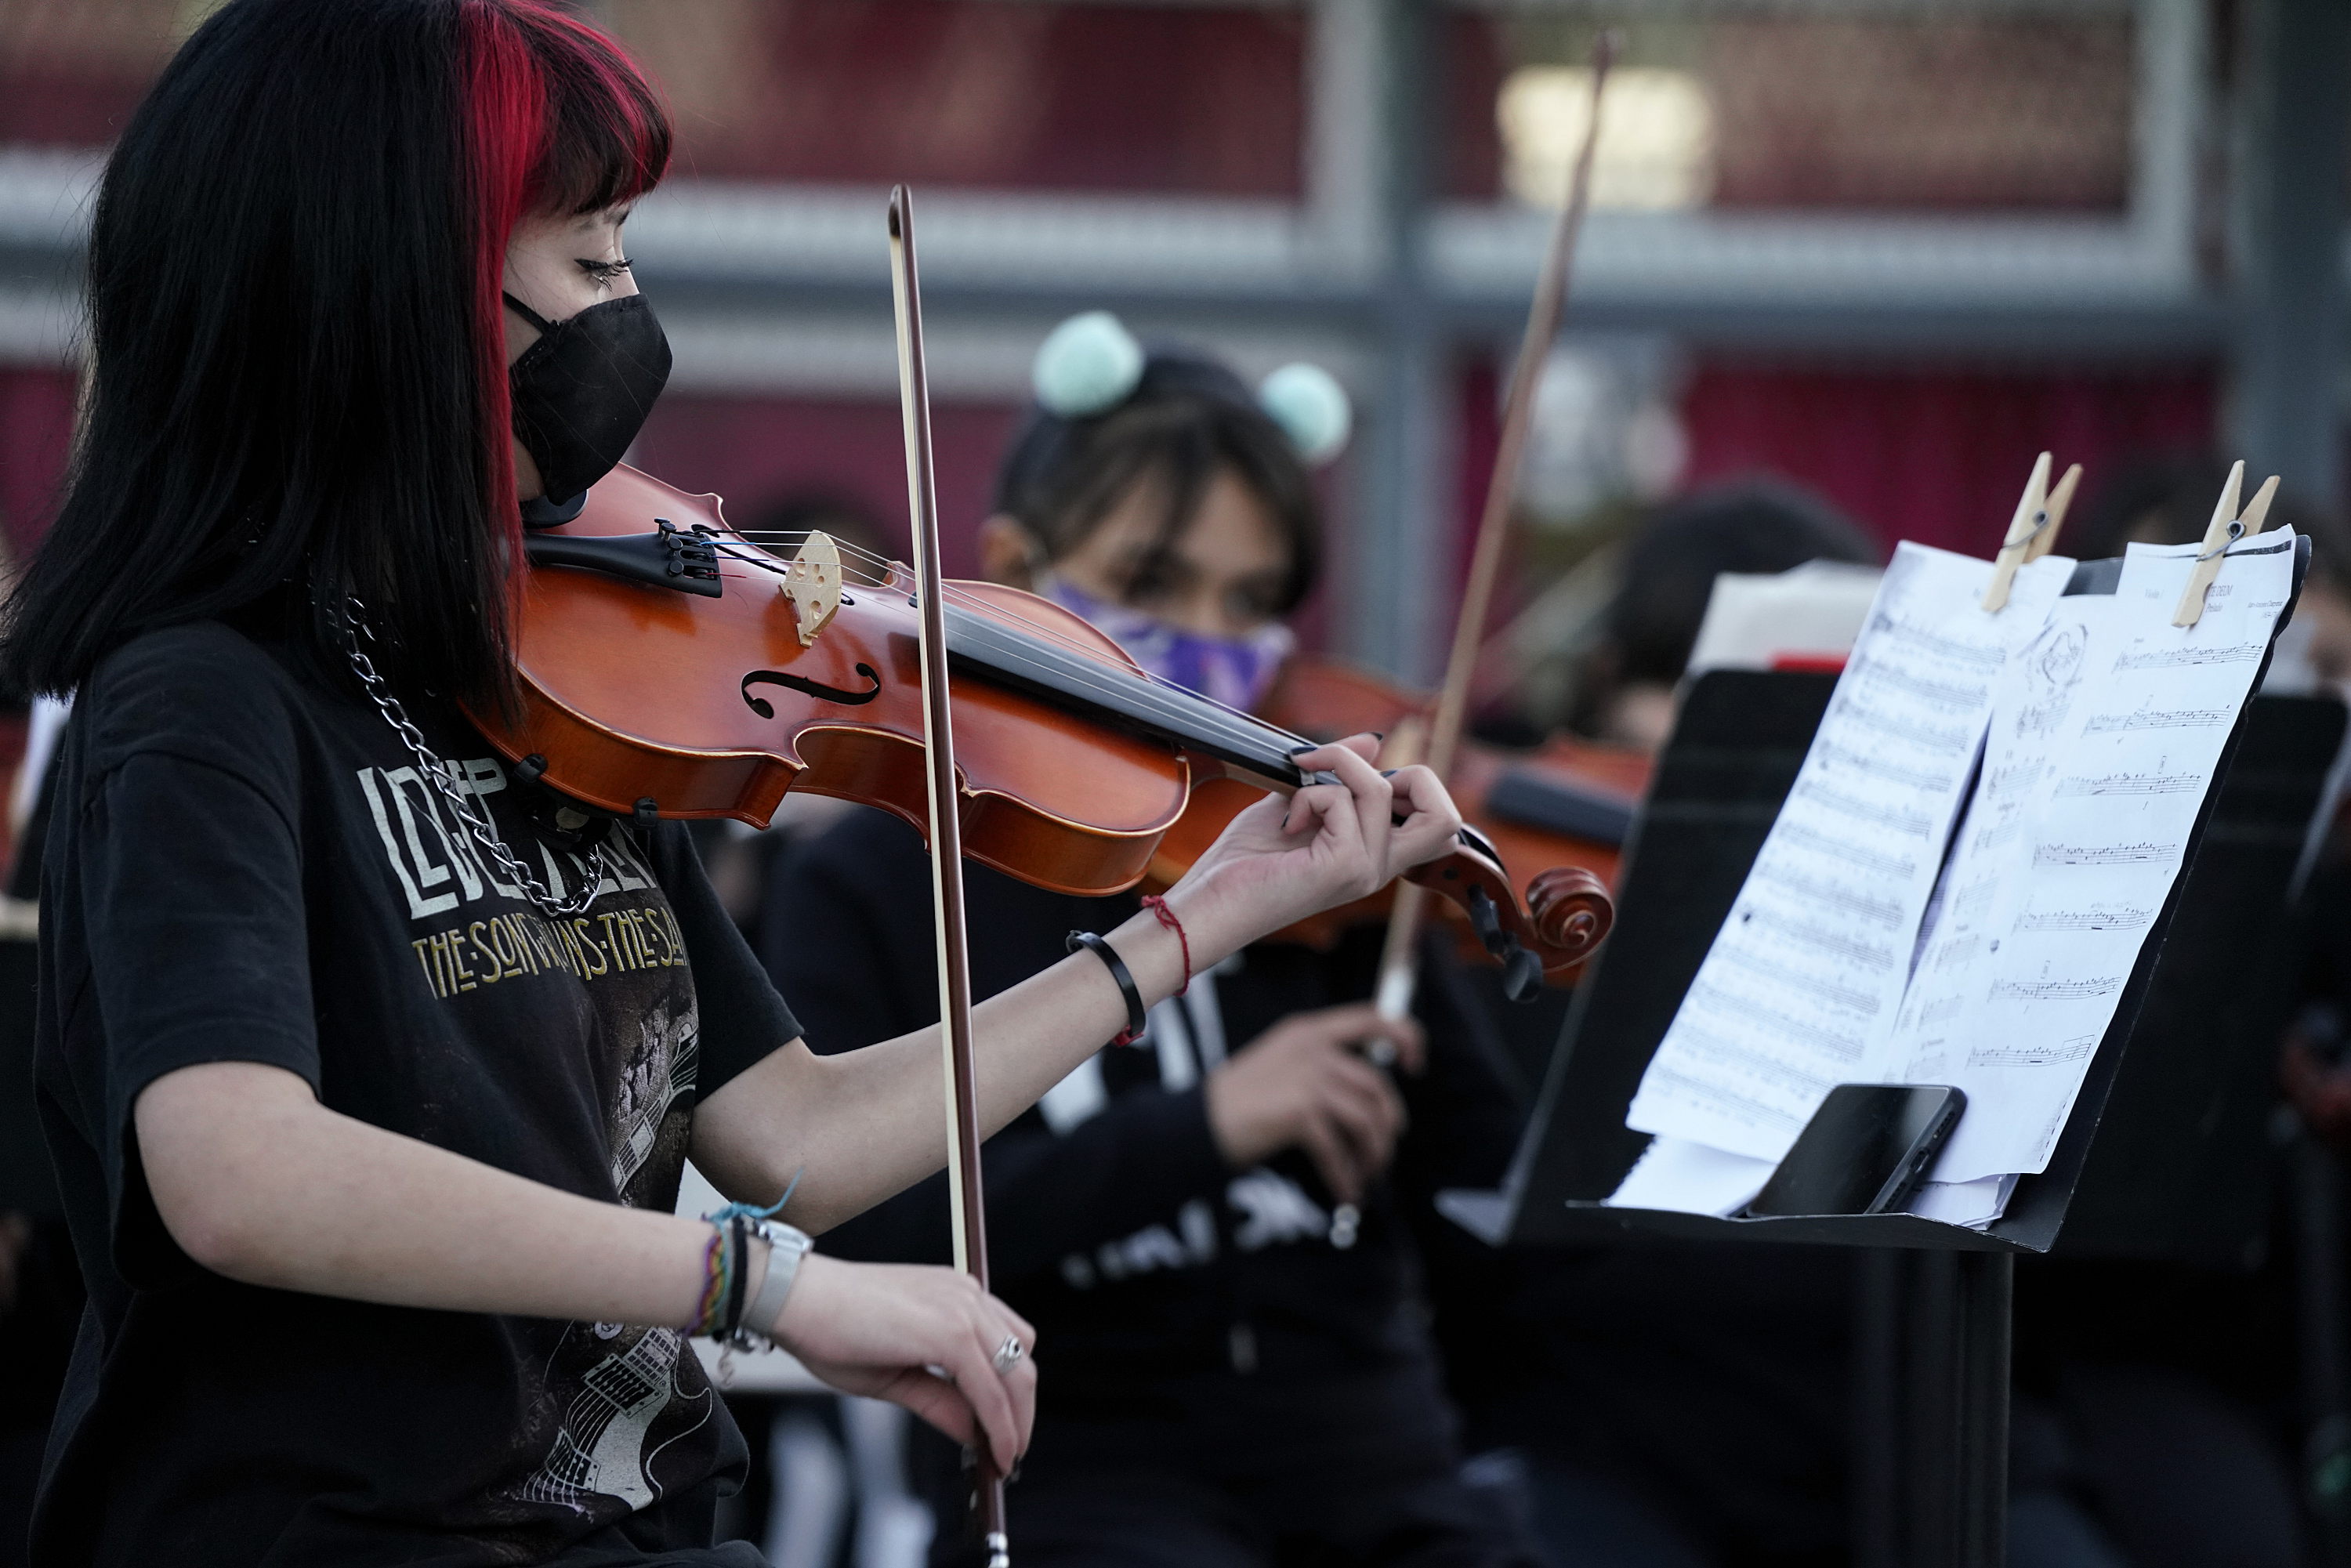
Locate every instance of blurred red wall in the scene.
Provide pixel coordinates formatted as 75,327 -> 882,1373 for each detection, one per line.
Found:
0,368 -> 75,566
1679,360 -> 2216,554
609,0 -> 1306,197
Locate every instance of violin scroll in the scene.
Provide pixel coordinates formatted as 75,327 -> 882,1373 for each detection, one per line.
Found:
1528,864 -> 1612,967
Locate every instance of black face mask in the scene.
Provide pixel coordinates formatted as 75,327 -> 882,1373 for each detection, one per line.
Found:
503,291 -> 672,507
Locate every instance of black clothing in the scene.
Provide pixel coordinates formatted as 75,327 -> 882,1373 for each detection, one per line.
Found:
0,940 -> 57,1219
761,807 -> 1531,1558
1444,1242 -> 1857,1568
31,622 -> 797,1567
0,1220 -> 80,1568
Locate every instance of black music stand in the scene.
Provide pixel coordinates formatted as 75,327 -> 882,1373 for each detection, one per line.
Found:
1440,546 -> 2341,1568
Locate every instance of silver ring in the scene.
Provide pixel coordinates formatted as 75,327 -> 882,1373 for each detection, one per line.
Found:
991,1334 -> 1027,1375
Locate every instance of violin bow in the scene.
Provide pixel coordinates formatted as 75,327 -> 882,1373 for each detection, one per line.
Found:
889,186 -> 1011,1568
1371,34 -> 1617,1027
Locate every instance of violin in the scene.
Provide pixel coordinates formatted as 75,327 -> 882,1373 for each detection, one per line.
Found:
1142,657 -> 1646,978
462,464 -> 1613,991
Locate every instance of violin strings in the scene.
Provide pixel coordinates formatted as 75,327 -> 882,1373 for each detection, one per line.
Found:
716,528 -> 1303,755
730,532 -> 1323,764
740,590 -> 1310,773
710,550 -> 1320,784
726,531 -> 1325,754
715,531 -> 1322,762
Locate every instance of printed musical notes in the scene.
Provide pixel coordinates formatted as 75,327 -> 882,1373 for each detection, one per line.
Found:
1987,976 -> 2124,1002
1900,532 -> 2296,1183
2015,903 -> 2157,932
2114,643 -> 2265,672
1617,523 -> 2298,1212
2081,706 -> 2230,733
1878,594 -> 2114,1119
1625,543 -> 2074,1162
2052,770 -> 2199,798
2030,841 -> 2179,867
1965,1034 -> 2097,1070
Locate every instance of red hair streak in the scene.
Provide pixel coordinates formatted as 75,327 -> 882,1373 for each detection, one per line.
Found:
454,0 -> 671,577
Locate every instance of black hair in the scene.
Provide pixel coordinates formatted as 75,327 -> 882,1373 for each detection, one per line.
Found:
2073,454 -> 2233,562
0,0 -> 668,704
991,349 -> 1322,614
1605,480 -> 1881,686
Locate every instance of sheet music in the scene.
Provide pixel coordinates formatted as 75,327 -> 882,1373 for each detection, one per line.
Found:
1881,594 -> 2116,1083
1903,533 -> 2298,1182
1603,1135 -> 1777,1217
1625,543 -> 2076,1163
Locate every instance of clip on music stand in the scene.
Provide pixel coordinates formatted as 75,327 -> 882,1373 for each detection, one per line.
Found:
1440,544 -> 2339,1568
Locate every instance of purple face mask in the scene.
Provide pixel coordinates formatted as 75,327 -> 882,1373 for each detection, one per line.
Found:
1040,578 -> 1295,713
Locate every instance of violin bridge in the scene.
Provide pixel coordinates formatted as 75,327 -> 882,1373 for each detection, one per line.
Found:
781,531 -> 843,646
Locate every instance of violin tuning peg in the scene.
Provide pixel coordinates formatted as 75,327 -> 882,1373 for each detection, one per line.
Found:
1502,946 -> 1543,1004
1464,884 -> 1509,958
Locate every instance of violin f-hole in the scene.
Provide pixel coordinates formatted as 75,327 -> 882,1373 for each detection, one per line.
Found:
741,664 -> 883,718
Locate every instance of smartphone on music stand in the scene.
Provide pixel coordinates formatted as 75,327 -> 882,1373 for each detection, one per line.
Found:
1745,1084 -> 1966,1218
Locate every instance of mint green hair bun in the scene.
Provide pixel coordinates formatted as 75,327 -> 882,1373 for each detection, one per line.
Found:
1259,363 -> 1352,465
1031,310 -> 1146,418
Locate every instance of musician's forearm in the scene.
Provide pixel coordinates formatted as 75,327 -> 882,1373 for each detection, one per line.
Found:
138,1061 -> 715,1326
696,910 -> 1190,1233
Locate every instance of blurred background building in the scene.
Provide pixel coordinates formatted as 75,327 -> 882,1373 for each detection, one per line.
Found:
2,0 -> 2342,706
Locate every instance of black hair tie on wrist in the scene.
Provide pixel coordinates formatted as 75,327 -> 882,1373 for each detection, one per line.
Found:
1067,931 -> 1147,1046
723,1215 -> 751,1338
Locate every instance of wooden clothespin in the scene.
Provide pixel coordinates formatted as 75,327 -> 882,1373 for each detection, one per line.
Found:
1982,452 -> 2082,611
2172,462 -> 2278,628
2026,463 -> 2081,563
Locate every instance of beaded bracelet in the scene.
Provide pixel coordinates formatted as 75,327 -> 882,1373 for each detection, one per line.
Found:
690,1224 -> 731,1338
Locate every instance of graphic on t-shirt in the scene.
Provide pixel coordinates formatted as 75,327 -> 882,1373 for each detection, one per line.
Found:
513,984 -> 712,1517
357,759 -> 520,918
357,755 -> 662,922
613,1001 -> 698,1193
521,1324 -> 711,1513
348,752 -> 720,1523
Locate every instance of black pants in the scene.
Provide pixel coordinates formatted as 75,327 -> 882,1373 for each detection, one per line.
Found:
931,1465 -> 1547,1568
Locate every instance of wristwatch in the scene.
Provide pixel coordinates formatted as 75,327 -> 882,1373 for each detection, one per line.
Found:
740,1220 -> 813,1345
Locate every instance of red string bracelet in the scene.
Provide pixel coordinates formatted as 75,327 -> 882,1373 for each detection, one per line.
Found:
1139,894 -> 1190,997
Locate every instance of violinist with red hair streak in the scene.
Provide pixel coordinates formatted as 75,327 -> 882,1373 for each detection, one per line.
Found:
2,5 -> 1458,1563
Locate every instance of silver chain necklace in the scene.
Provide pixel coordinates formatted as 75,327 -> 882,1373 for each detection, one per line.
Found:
342,623 -> 607,921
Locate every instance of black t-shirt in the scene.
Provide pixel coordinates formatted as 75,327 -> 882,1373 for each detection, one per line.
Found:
30,622 -> 798,1568
763,806 -> 1525,1496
